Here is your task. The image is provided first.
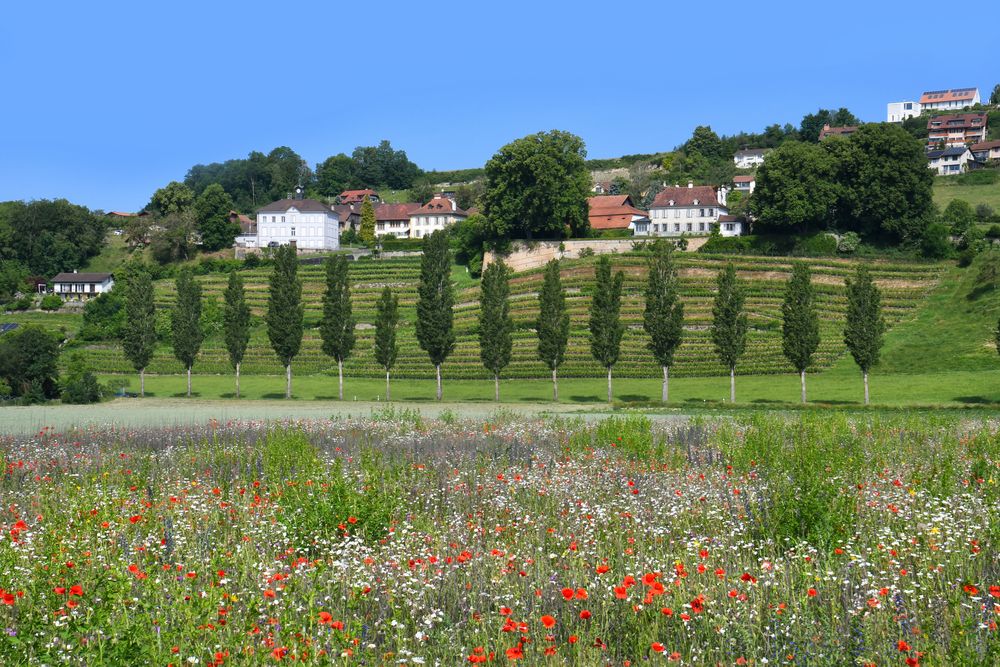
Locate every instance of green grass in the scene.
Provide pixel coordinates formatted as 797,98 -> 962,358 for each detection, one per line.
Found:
81,232 -> 137,273
933,174 -> 1000,211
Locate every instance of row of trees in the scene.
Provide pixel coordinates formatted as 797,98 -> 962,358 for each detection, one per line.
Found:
119,233 -> 887,404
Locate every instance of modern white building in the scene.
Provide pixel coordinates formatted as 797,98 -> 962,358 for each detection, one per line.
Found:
887,100 -> 921,122
647,183 -> 728,236
256,187 -> 340,250
733,148 -> 768,169
919,88 -> 980,111
51,271 -> 114,300
733,175 -> 756,195
408,194 -> 468,238
927,147 -> 976,176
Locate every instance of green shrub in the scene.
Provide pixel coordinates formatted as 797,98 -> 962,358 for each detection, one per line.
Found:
80,290 -> 124,340
9,295 -> 32,311
986,224 -> 1000,240
791,233 -> 838,257
922,223 -> 953,259
39,294 -> 63,311
61,352 -> 103,404
837,231 -> 861,254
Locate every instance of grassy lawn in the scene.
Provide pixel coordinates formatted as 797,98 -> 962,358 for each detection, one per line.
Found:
96,369 -> 1000,407
81,232 -> 136,273
933,176 -> 1000,211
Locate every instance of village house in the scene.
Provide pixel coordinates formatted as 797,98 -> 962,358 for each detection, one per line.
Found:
256,187 -> 340,251
376,203 -> 420,238
927,147 -> 976,175
716,215 -> 746,237
647,183 -> 728,237
230,210 -> 258,248
587,195 -> 650,235
332,204 -> 361,233
919,88 -> 980,112
733,175 -> 755,195
51,271 -> 114,301
927,113 -> 988,148
971,140 -> 1000,163
733,149 -> 768,169
338,189 -> 380,204
818,124 -> 858,140
409,194 -> 468,238
887,101 -> 922,122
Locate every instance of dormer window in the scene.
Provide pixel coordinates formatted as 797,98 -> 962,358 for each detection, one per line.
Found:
693,199 -> 699,206
668,200 -> 674,206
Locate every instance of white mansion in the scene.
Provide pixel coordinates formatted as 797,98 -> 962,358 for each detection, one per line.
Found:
647,183 -> 730,236
255,187 -> 340,251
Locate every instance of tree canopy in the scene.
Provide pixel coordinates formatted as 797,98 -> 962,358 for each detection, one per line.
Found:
0,325 -> 60,402
266,245 -> 304,398
482,130 -> 591,241
194,184 -> 238,251
0,199 -> 108,277
415,230 -> 455,400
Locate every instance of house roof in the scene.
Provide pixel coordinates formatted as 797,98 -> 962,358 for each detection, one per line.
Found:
972,140 -> 1000,151
338,189 -> 379,203
106,211 -> 137,217
256,198 -> 332,214
734,149 -> 767,157
375,203 -> 421,221
650,185 -> 721,208
411,197 -> 468,217
587,196 -> 649,230
926,147 -> 970,159
927,113 -> 987,130
733,175 -> 755,183
51,272 -> 113,283
332,204 -> 359,219
718,215 -> 746,223
819,125 -> 858,139
919,88 -> 978,105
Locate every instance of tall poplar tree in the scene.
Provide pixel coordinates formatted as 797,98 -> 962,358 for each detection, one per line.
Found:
781,263 -> 820,403
359,198 -> 376,249
122,265 -> 157,397
320,255 -> 355,400
223,271 -> 251,398
643,244 -> 684,403
711,262 -> 748,403
537,259 -> 570,401
478,259 -> 513,402
844,264 -> 885,405
589,256 -> 625,404
266,245 -> 304,399
172,270 -> 203,397
415,230 -> 455,401
374,286 -> 399,400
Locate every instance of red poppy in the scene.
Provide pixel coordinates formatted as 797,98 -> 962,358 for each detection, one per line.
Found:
897,640 -> 911,652
614,586 -> 628,599
579,610 -> 591,620
561,587 -> 574,600
807,588 -> 817,597
318,611 -> 332,625
651,643 -> 665,653
540,615 -> 556,629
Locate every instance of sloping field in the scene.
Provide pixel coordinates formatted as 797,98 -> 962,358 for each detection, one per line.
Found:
74,253 -> 945,379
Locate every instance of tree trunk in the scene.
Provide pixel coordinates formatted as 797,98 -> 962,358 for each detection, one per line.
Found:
187,366 -> 192,397
730,367 -> 736,403
800,369 -> 807,404
863,371 -> 869,406
607,367 -> 613,404
139,368 -> 145,398
285,364 -> 292,399
385,370 -> 391,401
662,365 -> 669,403
552,367 -> 558,402
235,362 -> 241,399
338,359 -> 344,401
494,372 -> 500,402
436,364 -> 442,401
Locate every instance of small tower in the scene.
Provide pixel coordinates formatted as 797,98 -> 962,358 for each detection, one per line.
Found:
293,185 -> 304,200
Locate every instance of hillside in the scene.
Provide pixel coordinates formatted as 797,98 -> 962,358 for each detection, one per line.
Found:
933,172 -> 1000,213
64,253 -> 945,380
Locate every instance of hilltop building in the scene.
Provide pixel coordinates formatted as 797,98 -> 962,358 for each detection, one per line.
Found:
919,88 -> 980,112
256,186 -> 340,250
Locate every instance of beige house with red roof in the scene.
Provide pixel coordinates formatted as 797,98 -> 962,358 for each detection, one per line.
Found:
409,194 -> 468,238
733,175 -> 755,195
819,124 -> 858,140
927,113 -> 988,148
647,183 -> 729,236
919,88 -> 980,112
338,189 -> 380,204
376,203 -> 421,238
587,195 -> 650,235
972,140 -> 1000,163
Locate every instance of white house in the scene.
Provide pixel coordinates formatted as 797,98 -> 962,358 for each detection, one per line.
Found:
647,183 -> 728,236
51,271 -> 114,300
733,175 -> 755,195
887,101 -> 921,122
919,88 -> 980,111
256,187 -> 340,251
927,147 -> 976,175
409,194 -> 468,238
376,203 -> 420,238
733,149 -> 768,169
716,215 -> 746,237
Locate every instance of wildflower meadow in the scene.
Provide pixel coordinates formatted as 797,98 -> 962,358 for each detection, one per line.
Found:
0,410 -> 997,665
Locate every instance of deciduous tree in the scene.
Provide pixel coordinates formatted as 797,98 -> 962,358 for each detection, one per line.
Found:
359,198 -> 376,249
223,271 -> 251,398
844,264 -> 885,405
537,259 -> 570,401
781,263 -> 820,403
415,230 -> 455,400
643,244 -> 684,403
320,255 -> 355,400
194,183 -> 239,251
266,245 -> 303,399
711,263 -> 748,402
374,287 -> 399,400
589,256 -> 625,404
478,259 -> 513,402
122,265 -> 157,397
172,270 -> 203,397
0,325 -> 60,402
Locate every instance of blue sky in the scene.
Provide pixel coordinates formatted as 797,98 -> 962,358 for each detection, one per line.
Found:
1,0 -> 997,212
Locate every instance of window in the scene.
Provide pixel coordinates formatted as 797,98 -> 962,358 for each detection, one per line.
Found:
674,223 -> 680,232
686,209 -> 693,218
290,228 -> 295,236
699,208 -> 705,217
686,223 -> 692,231
708,208 -> 714,217
699,223 -> 705,231
281,216 -> 285,223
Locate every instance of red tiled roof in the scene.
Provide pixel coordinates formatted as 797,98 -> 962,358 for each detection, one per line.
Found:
920,88 -> 978,105
587,195 -> 649,230
972,140 -> 1000,151
375,203 -> 420,221
338,189 -> 379,203
650,186 -> 721,208
412,197 -> 468,217
106,211 -> 136,217
733,175 -> 755,183
332,204 -> 359,219
819,125 -> 858,139
927,113 -> 987,130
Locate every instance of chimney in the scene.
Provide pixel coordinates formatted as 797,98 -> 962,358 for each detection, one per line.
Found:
687,181 -> 694,188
